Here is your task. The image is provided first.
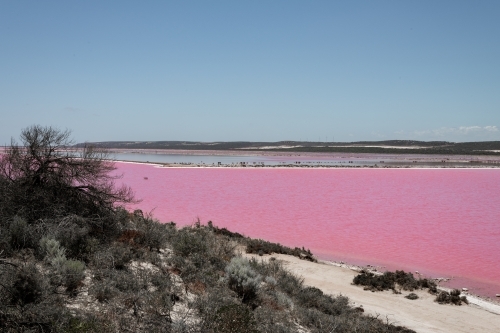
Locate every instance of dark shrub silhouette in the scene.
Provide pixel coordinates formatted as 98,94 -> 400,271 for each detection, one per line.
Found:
405,293 -> 419,300
9,264 -> 44,306
0,125 -> 135,222
435,289 -> 468,305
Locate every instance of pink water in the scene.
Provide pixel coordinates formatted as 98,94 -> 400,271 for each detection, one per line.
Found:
116,162 -> 500,298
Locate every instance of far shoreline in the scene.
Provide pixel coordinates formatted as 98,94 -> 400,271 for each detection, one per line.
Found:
112,159 -> 500,169
104,148 -> 500,168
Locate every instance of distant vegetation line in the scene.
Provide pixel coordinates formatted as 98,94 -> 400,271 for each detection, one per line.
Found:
274,146 -> 500,156
76,140 -> 500,155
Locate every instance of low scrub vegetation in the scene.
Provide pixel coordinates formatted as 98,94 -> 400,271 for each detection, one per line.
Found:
353,270 -> 437,293
246,238 -> 316,262
435,289 -> 468,305
0,126 -> 420,332
353,270 -> 467,305
405,293 -> 419,300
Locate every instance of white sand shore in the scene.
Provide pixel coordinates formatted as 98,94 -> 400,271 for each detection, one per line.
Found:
245,253 -> 500,333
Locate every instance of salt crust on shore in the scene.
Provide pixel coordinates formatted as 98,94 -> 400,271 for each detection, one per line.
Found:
244,253 -> 500,333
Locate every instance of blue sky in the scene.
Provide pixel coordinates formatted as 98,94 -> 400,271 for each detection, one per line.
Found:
1,1 -> 499,143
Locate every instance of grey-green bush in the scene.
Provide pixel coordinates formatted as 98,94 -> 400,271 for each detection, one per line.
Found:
225,257 -> 262,303
40,236 -> 66,263
9,216 -> 30,249
61,259 -> 86,293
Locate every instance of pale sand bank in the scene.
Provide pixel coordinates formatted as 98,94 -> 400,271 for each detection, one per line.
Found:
244,253 -> 500,333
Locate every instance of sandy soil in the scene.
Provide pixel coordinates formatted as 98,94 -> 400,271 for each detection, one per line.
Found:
244,253 -> 500,333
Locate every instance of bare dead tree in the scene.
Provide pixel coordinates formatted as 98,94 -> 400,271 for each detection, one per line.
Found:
0,125 -> 136,221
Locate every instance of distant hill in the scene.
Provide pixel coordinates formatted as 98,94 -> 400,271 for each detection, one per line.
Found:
75,140 -> 500,155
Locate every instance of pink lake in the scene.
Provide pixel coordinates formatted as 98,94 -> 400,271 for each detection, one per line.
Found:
116,162 -> 500,298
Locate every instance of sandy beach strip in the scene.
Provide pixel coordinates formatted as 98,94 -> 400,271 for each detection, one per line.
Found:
244,253 -> 500,333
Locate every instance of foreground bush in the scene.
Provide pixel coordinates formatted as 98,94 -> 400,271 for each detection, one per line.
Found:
225,257 -> 262,303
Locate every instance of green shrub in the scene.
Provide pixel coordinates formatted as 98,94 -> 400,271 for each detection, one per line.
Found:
54,216 -> 91,259
276,269 -> 303,296
264,276 -> 277,289
64,315 -> 113,333
296,307 -> 331,331
0,226 -> 11,254
195,287 -> 237,325
136,218 -> 168,250
150,270 -> 172,292
39,236 -> 66,262
210,224 -> 245,239
435,289 -> 468,305
272,290 -> 294,310
91,245 -> 134,270
92,282 -> 116,303
225,257 -> 262,303
39,237 -> 85,293
353,270 -> 437,292
110,243 -> 133,269
246,239 -> 316,262
208,304 -> 260,333
296,286 -> 350,316
171,228 -> 208,257
9,263 -> 44,306
9,216 -> 31,249
405,293 -> 419,300
253,305 -> 295,333
61,259 -> 86,293
296,307 -> 417,333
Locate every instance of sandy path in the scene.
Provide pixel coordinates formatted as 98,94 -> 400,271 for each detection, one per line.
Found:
245,253 -> 500,333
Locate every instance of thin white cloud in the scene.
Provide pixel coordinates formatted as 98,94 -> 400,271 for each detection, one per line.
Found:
370,132 -> 387,139
395,126 -> 499,141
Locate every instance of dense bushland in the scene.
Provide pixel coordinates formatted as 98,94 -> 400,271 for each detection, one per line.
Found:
0,126 -> 420,332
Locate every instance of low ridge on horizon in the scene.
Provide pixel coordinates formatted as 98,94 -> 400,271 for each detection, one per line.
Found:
75,140 -> 500,155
